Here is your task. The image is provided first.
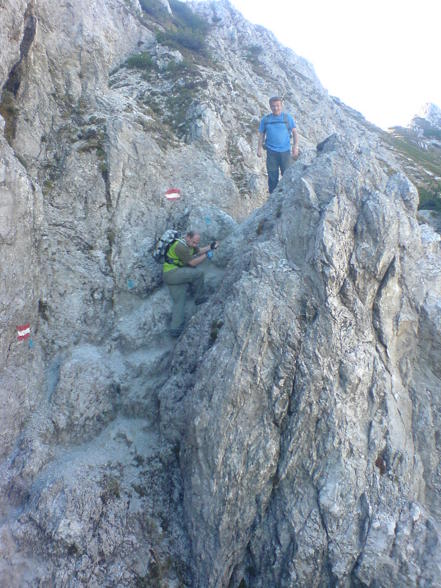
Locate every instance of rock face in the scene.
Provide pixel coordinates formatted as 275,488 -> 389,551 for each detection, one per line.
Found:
175,136 -> 441,587
0,1 -> 441,586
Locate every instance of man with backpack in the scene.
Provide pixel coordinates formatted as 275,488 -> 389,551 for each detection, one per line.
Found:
162,230 -> 218,337
257,96 -> 299,193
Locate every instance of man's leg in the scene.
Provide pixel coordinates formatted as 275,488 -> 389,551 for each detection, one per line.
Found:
189,269 -> 205,302
266,149 -> 280,193
166,267 -> 204,299
279,150 -> 291,176
165,283 -> 187,332
163,268 -> 205,331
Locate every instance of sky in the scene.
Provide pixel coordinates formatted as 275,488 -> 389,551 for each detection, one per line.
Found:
224,0 -> 441,130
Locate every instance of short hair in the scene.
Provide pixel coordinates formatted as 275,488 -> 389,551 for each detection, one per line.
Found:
269,96 -> 283,105
186,230 -> 198,238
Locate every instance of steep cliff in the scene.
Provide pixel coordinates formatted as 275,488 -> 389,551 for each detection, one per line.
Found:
1,1 -> 440,586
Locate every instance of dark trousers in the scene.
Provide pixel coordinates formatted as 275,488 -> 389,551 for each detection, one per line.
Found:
266,149 -> 291,193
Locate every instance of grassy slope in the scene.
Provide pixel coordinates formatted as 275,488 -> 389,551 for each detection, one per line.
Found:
385,125 -> 441,211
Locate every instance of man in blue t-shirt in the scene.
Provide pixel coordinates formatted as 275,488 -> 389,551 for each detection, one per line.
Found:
257,96 -> 299,193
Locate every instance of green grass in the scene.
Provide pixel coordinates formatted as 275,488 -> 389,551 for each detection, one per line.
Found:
385,134 -> 441,177
170,0 -> 209,34
124,52 -> 155,71
383,128 -> 441,210
156,27 -> 207,54
386,125 -> 441,169
418,184 -> 441,212
150,0 -> 210,56
139,0 -> 169,18
165,58 -> 198,75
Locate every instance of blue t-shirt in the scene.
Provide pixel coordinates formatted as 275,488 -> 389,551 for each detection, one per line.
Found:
259,112 -> 296,152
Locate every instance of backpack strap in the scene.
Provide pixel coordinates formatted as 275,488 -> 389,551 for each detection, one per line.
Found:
165,238 -> 187,266
263,114 -> 271,130
263,113 -> 291,133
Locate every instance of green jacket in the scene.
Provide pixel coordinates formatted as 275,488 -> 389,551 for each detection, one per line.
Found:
163,239 -> 197,273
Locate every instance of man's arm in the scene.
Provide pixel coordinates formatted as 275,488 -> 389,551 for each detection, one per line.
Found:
188,253 -> 208,267
257,132 -> 265,158
187,242 -> 219,267
291,128 -> 299,159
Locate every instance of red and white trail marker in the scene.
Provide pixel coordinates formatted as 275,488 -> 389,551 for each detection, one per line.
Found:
164,188 -> 181,201
17,323 -> 31,341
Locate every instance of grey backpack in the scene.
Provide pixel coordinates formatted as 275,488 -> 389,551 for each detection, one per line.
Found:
152,229 -> 180,263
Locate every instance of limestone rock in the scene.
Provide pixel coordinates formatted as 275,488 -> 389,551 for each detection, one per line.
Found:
1,0 -> 441,586
175,136 -> 441,587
